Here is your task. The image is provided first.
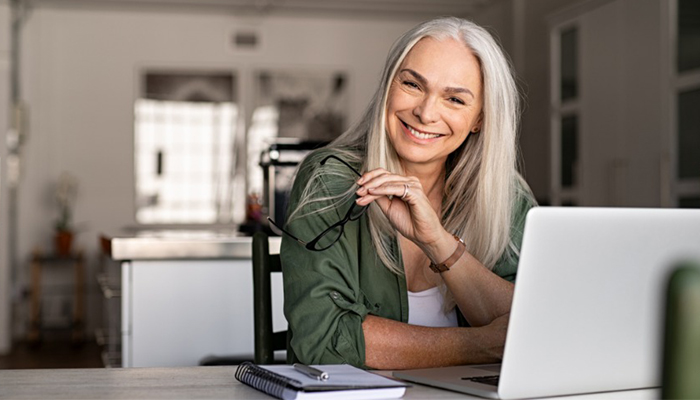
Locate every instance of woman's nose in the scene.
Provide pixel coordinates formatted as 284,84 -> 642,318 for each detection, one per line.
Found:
412,96 -> 439,124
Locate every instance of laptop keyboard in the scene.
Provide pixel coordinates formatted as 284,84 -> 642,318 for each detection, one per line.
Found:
462,375 -> 500,386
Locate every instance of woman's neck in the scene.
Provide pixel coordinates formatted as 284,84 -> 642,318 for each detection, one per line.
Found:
402,161 -> 446,210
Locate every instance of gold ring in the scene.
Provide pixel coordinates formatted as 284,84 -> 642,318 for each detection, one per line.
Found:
401,183 -> 409,200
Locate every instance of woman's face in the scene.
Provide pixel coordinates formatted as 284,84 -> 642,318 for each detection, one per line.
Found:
386,36 -> 483,170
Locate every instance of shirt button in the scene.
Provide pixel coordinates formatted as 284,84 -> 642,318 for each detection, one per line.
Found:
331,291 -> 339,299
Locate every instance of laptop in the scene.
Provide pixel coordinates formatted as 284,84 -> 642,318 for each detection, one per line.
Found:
394,207 -> 700,399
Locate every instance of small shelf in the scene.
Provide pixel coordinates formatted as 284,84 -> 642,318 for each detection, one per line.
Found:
28,250 -> 85,344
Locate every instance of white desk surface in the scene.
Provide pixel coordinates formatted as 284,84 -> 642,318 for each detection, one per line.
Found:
0,366 -> 659,399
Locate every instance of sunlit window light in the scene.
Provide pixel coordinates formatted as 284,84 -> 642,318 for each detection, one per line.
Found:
134,99 -> 238,224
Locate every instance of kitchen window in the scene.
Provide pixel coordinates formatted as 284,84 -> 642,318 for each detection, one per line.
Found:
134,71 -> 244,224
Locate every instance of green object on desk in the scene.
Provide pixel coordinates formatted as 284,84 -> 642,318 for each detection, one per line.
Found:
662,261 -> 700,399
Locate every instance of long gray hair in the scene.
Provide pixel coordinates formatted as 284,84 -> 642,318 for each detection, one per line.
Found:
288,17 -> 526,279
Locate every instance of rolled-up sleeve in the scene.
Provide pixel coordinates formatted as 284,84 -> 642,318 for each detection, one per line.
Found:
281,155 -> 372,368
493,183 -> 537,282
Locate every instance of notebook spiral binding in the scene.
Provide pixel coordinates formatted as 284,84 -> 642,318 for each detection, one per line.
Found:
235,361 -> 302,398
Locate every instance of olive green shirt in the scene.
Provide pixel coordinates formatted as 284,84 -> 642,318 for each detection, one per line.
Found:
281,149 -> 534,368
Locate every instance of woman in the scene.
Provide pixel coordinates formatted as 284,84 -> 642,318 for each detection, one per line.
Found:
277,17 -> 536,370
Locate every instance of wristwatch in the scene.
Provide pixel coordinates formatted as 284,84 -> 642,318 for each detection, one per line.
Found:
429,235 -> 466,273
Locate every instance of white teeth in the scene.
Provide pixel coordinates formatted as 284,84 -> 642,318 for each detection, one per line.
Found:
407,124 -> 440,139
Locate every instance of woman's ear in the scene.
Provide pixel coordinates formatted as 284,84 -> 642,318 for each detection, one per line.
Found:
472,112 -> 484,133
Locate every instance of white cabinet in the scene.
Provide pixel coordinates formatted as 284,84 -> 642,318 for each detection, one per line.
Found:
121,258 -> 285,367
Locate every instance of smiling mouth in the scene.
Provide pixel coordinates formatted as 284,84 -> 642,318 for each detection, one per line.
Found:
401,120 -> 443,140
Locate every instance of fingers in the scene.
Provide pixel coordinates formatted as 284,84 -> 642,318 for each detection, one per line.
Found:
366,182 -> 412,201
354,168 -> 445,245
356,169 -> 421,194
355,169 -> 422,206
356,168 -> 391,186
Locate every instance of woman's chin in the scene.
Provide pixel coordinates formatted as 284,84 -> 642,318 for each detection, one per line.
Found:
395,150 -> 446,169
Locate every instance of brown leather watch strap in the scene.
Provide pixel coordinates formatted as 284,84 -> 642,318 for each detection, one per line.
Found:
429,235 -> 466,273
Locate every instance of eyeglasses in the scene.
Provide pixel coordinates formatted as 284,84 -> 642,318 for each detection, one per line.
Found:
268,155 -> 368,251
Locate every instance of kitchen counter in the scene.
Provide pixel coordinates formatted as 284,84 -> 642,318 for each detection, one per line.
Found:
100,230 -> 281,260
99,229 -> 285,367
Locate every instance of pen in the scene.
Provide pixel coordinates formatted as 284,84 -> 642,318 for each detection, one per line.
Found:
293,363 -> 329,381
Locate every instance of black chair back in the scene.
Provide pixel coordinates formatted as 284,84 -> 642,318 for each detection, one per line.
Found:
252,232 -> 289,364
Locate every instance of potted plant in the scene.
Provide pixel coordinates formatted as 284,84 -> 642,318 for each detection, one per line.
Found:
54,172 -> 78,256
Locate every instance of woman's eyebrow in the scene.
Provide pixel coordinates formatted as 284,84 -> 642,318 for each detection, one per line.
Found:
399,68 -> 475,99
400,68 -> 428,86
444,86 -> 475,99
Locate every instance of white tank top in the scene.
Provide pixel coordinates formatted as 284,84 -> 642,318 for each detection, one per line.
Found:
407,286 -> 459,327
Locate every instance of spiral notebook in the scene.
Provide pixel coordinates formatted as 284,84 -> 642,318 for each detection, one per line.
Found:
235,362 -> 408,400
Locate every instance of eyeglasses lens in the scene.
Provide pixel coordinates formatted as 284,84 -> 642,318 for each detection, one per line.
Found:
349,204 -> 367,221
314,225 -> 344,251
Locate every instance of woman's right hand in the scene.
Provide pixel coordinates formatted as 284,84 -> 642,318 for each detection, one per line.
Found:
355,168 -> 453,260
479,313 -> 510,360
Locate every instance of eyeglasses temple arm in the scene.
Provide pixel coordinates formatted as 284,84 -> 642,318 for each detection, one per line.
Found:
266,217 -> 307,246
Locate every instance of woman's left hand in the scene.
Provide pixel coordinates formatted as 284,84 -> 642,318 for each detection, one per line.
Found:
355,168 -> 448,250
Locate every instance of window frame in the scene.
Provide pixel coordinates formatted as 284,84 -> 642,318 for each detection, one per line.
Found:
666,0 -> 700,207
550,20 -> 582,206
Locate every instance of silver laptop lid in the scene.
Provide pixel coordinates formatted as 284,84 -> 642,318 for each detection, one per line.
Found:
499,207 -> 700,399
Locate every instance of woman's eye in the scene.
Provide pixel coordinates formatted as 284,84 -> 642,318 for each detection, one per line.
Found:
403,81 -> 419,89
449,97 -> 465,105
